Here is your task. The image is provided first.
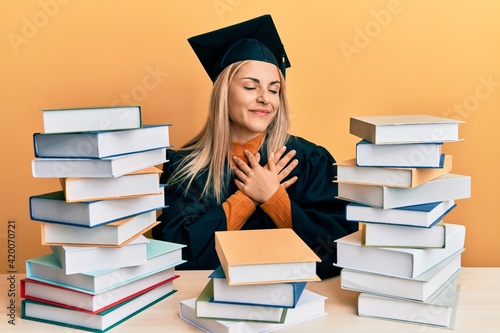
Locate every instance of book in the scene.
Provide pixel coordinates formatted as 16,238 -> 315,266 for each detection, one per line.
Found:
340,251 -> 462,301
34,124 -> 171,158
40,105 -> 142,134
362,221 -> 447,248
60,166 -> 162,202
349,115 -> 463,144
50,236 -> 149,274
180,289 -> 326,333
334,223 -> 465,278
21,279 -> 176,333
345,200 -> 456,228
32,147 -> 167,178
21,271 -> 178,314
355,140 -> 444,167
215,229 -> 321,285
26,239 -> 185,294
196,279 -> 287,323
30,189 -> 165,228
335,155 -> 452,188
210,266 -> 307,308
337,173 -> 471,209
357,277 -> 460,328
40,210 -> 159,247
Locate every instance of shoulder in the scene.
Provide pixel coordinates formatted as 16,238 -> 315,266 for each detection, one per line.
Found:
285,135 -> 335,163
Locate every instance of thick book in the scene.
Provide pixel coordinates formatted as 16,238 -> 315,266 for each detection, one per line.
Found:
180,289 -> 326,333
50,236 -> 149,274
34,124 -> 170,158
362,221 -> 447,248
209,266 -> 307,308
30,189 -> 165,228
61,166 -> 162,202
355,140 -> 444,167
345,200 -> 456,228
21,280 -> 176,333
21,272 -> 178,314
215,229 -> 321,285
335,223 -> 465,278
357,277 -> 460,329
196,279 -> 287,323
40,105 -> 142,134
340,251 -> 462,301
349,115 -> 463,144
337,173 -> 471,209
41,210 -> 159,247
335,155 -> 452,188
32,147 -> 167,178
26,239 -> 185,294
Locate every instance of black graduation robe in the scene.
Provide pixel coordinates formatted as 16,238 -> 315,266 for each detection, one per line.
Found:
152,135 -> 358,279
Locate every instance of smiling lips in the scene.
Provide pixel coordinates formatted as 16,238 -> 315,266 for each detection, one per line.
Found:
250,109 -> 271,116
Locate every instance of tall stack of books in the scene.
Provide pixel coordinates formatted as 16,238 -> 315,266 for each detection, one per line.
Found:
179,228 -> 328,333
334,115 -> 471,329
21,106 -> 186,332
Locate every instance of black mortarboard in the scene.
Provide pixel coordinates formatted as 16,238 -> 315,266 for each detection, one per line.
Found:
188,14 -> 291,82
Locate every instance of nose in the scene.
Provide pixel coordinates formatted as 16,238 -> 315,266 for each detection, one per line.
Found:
257,92 -> 270,105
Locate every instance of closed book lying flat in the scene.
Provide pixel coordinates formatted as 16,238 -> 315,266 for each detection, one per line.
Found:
21,272 -> 178,314
41,211 -> 159,247
355,140 -> 444,168
346,200 -> 456,228
335,223 -> 465,278
340,250 -> 462,301
21,280 -> 176,333
335,155 -> 452,188
41,105 -> 142,134
210,266 -> 307,308
362,221 -> 447,248
196,279 -> 287,323
337,173 -> 471,209
215,229 -> 321,286
50,236 -> 149,275
180,289 -> 326,333
26,239 -> 185,294
358,276 -> 460,329
34,124 -> 170,158
30,188 -> 165,228
61,166 -> 162,202
349,115 -> 463,144
32,148 -> 167,178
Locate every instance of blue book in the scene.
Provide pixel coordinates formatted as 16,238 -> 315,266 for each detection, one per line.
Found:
209,266 -> 307,308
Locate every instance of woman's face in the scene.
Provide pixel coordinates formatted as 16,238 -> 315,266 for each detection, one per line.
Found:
228,61 -> 281,143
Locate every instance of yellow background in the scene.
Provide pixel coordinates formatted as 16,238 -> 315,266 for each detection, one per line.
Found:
1,0 -> 499,274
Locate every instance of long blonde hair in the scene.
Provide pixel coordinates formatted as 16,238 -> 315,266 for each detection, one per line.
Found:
169,60 -> 291,203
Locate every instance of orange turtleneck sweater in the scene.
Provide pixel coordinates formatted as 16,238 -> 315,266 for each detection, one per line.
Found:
222,133 -> 292,231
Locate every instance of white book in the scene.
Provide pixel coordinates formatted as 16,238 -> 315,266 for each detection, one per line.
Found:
180,289 -> 326,333
32,147 -> 167,178
51,236 -> 149,274
41,211 -> 158,247
34,124 -> 170,158
335,223 -> 465,278
362,222 -> 447,248
341,251 -> 462,301
41,105 -> 142,134
337,173 -> 471,209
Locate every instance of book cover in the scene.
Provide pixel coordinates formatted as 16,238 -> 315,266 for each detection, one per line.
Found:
335,155 -> 452,188
362,221 -> 447,248
215,229 -> 321,285
41,105 -> 142,134
34,124 -> 170,158
209,266 -> 307,308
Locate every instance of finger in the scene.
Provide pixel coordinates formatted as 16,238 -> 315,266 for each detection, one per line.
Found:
281,176 -> 298,189
276,149 -> 296,172
232,156 -> 251,174
273,146 -> 287,162
267,151 -> 276,173
244,150 -> 261,168
278,158 -> 298,180
232,166 -> 248,182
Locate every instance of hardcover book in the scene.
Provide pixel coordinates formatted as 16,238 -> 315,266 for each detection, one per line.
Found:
362,221 -> 447,248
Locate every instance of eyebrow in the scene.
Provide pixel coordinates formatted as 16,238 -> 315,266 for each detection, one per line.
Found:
241,77 -> 281,85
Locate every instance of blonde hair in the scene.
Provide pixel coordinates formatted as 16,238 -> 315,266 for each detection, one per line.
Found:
169,60 -> 291,203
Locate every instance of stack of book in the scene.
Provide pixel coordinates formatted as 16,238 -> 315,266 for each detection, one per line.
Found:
22,106 -> 186,332
179,228 -> 328,333
334,114 -> 471,329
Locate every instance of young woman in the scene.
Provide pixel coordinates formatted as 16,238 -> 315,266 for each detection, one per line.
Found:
152,15 -> 357,279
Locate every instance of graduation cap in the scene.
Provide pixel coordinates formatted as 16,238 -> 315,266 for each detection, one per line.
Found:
188,14 -> 291,82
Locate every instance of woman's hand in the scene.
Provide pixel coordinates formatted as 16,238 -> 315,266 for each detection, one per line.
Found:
232,147 -> 298,205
